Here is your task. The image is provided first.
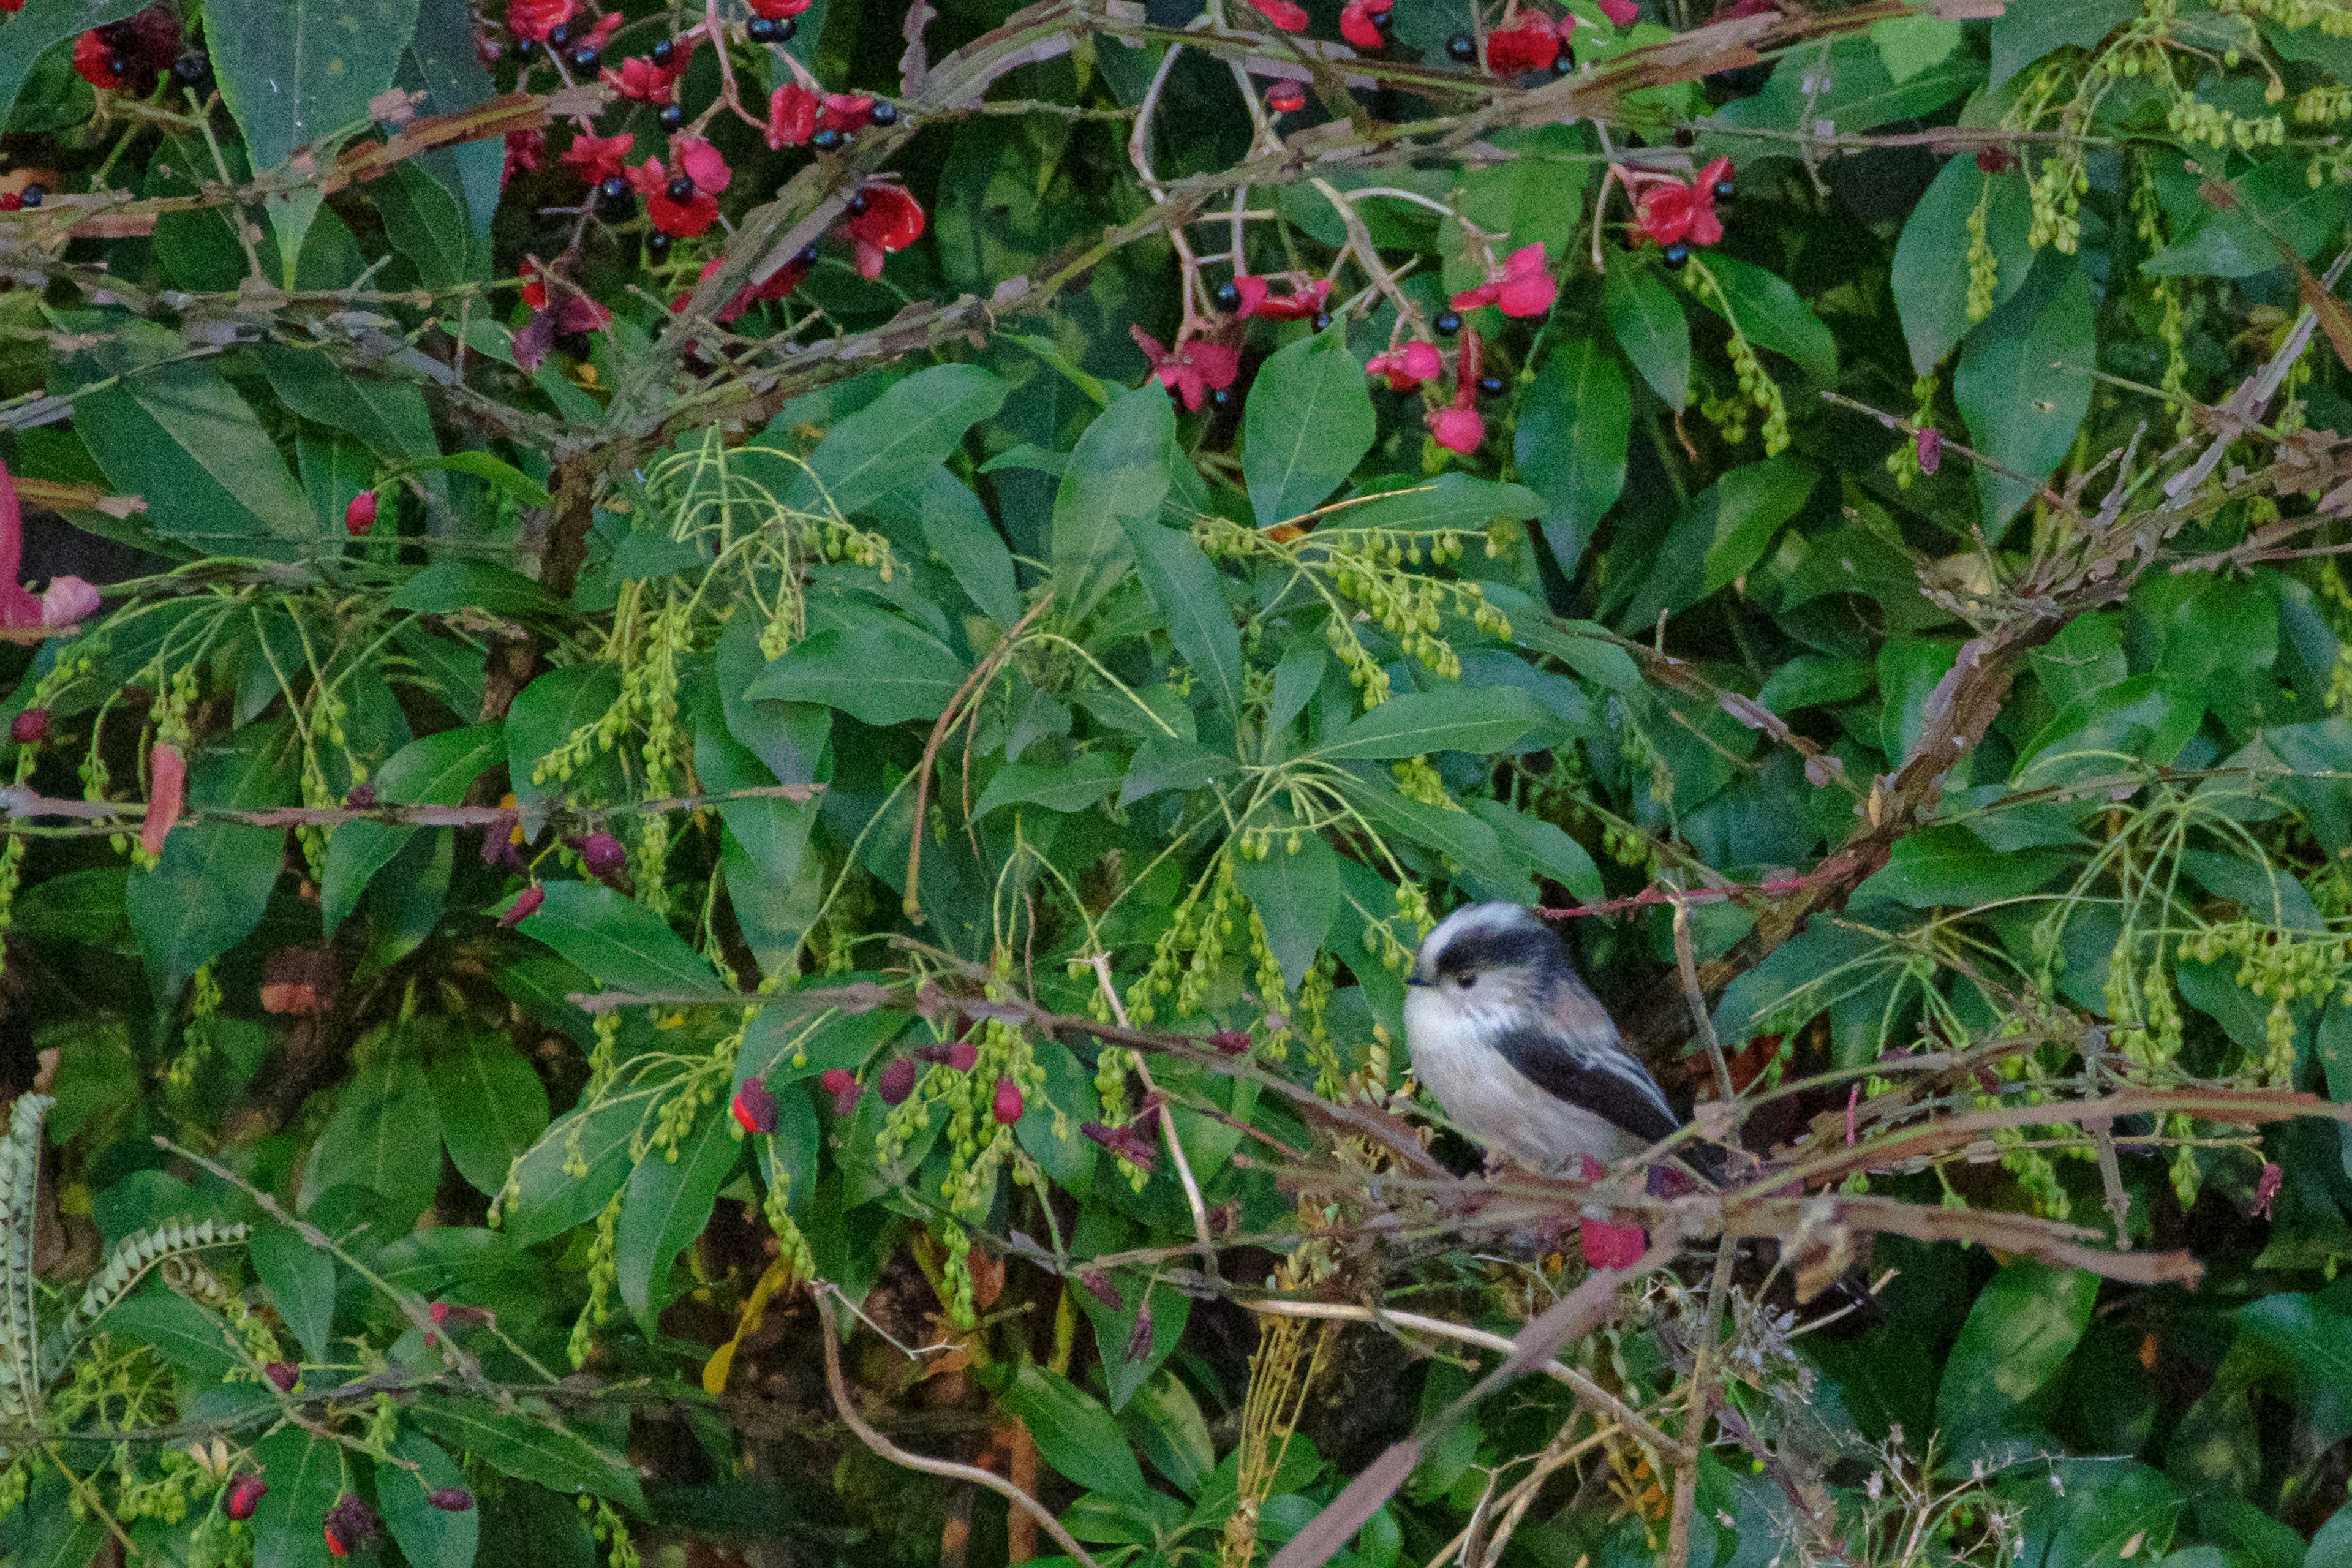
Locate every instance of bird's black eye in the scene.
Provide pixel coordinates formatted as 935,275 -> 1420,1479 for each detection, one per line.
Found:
1453,970 -> 1476,989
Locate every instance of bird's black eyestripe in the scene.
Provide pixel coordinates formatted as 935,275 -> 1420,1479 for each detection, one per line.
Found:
1434,925 -> 1559,979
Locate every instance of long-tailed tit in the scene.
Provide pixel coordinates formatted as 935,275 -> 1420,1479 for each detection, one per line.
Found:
1404,901 -> 1707,1177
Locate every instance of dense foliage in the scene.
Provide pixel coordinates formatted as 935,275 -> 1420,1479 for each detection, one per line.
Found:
13,0 -> 2352,1562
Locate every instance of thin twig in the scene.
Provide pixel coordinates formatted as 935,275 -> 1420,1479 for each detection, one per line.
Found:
813,1286 -> 1104,1568
1091,954 -> 1220,1281
904,594 -> 1051,922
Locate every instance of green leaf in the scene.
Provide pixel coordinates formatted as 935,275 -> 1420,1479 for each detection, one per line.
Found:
213,0 -> 424,175
1872,13 -> 1961,81
989,1362 -> 1153,1506
1892,156 -> 2037,375
431,1033 -> 551,1197
521,881 -> 722,997
378,1428 -> 479,1568
1120,736 -> 1238,805
1616,456 -> 1816,628
1077,1272 -> 1191,1414
616,1103 -> 741,1333
2,1478 -> 105,1568
1121,518 -> 1243,729
1854,826 -> 2075,907
389,560 -> 562,617
407,1395 -> 647,1512
1314,687 -> 1547,760
405,450 -> 555,504
2016,673 -> 2201,786
508,663 -> 623,813
403,0 -> 501,245
1052,387 -> 1174,623
249,1425 -> 346,1568
780,364 -> 1006,516
0,0 -> 145,130
1604,258 -> 1689,410
1989,0 -> 2137,88
1244,330 -> 1376,530
130,822 -> 283,1005
1336,475 -> 1542,533
973,752 -> 1125,820
1123,1371 -> 1216,1496
742,620 -> 968,728
1955,254 -> 2094,537
1014,1037 -> 1098,1196
258,341 -> 439,461
498,1095 -> 643,1248
251,1223 -> 338,1365
372,159 -> 480,288
97,1290 -> 241,1380
1515,340 -> 1629,577
64,322 -> 317,551
1233,829 -> 1343,987
322,724 -> 502,935
1468,799 -> 1603,903
1935,1262 -> 2098,1445
300,1047 -> 443,1229
1696,256 -> 1838,385
918,470 -> 1022,627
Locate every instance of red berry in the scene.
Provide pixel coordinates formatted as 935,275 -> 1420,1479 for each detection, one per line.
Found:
426,1487 -> 475,1512
225,1473 -> 268,1521
497,885 -> 545,928
344,489 -> 377,535
948,1039 -> 978,1073
10,709 -> 46,745
580,831 -> 626,879
263,1361 -> 298,1392
1208,1029 -> 1251,1055
731,1080 -> 778,1134
1266,79 -> 1305,113
991,1077 -> 1024,1125
819,1068 -> 860,1117
878,1057 -> 917,1106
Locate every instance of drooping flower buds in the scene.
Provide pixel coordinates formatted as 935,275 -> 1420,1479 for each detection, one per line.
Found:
497,885 -> 545,929
878,1057 -> 918,1106
992,1078 -> 1024,1125
344,490 -> 377,536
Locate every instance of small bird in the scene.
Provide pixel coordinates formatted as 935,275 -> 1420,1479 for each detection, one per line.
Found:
1403,901 -> 1699,1177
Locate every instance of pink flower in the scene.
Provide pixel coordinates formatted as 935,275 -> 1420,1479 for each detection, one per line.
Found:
749,0 -> 810,15
669,135 -> 732,194
767,82 -> 817,148
603,54 -> 680,101
1598,0 -> 1639,21
577,9 -> 622,48
1227,274 -> 1330,321
1915,427 -> 1942,475
1248,0 -> 1308,29
1633,158 -> 1730,249
1450,242 -> 1558,318
1484,20 -> 1559,74
837,183 -> 926,278
1131,326 -> 1240,412
143,742 -> 183,859
818,93 -> 878,131
624,157 -> 718,236
1428,405 -> 1485,453
41,576 -> 98,627
507,0 -> 576,43
562,132 -> 632,185
497,886 -> 544,928
1579,1216 -> 1648,1267
1366,339 -> 1442,391
502,128 -> 545,190
1338,0 -> 1391,49
0,461 -> 99,634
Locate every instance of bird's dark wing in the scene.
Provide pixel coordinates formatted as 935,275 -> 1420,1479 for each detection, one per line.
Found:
1488,1022 -> 1683,1148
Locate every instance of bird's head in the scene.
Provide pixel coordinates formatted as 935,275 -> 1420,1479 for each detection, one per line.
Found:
1404,902 -> 1565,1011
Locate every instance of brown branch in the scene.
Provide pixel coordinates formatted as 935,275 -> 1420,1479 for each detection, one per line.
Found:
813,1287 -> 1104,1568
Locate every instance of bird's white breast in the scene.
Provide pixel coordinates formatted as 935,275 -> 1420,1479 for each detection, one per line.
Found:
1404,987 -> 1648,1174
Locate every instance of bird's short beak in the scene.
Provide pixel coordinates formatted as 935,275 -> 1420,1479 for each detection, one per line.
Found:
1403,973 -> 1430,988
